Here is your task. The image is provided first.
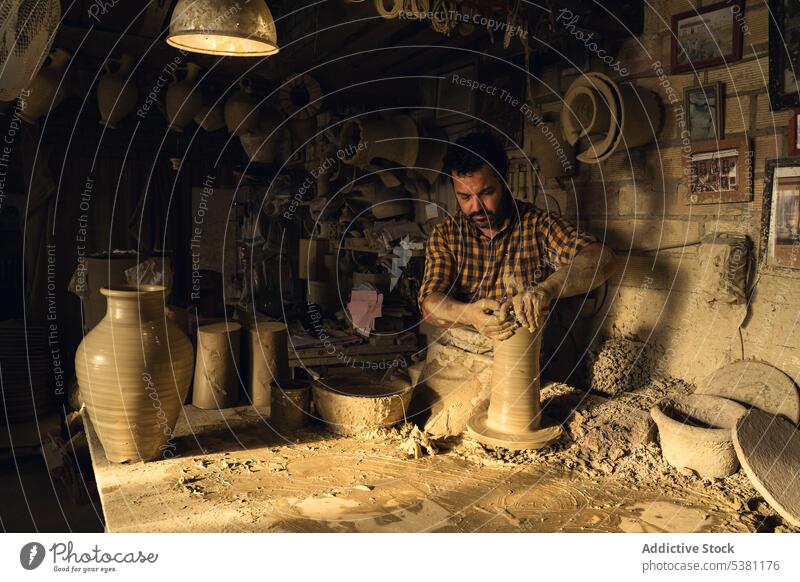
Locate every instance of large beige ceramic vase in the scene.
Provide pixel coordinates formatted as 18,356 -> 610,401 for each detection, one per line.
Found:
75,285 -> 194,463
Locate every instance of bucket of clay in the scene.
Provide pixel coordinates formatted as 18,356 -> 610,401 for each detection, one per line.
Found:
312,372 -> 413,436
650,394 -> 746,479
270,380 -> 311,430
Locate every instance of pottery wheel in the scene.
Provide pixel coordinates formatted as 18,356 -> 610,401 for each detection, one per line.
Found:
733,409 -> 800,528
467,412 -> 562,451
466,326 -> 563,451
696,359 -> 800,423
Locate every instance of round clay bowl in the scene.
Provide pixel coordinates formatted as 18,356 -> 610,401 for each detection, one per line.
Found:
312,374 -> 414,436
650,394 -> 747,479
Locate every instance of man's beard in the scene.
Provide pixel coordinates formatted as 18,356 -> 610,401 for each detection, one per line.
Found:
468,211 -> 498,227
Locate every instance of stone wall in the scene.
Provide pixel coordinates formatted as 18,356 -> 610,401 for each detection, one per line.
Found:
522,0 -> 799,384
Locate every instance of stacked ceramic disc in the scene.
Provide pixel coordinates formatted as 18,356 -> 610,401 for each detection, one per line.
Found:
0,321 -> 55,424
561,72 -> 661,164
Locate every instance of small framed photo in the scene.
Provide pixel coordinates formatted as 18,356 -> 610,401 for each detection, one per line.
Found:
671,0 -> 744,73
684,83 -> 725,141
761,158 -> 800,270
684,137 -> 752,204
788,108 -> 800,157
768,0 -> 800,109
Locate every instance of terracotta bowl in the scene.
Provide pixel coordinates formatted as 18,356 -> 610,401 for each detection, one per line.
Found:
312,373 -> 414,436
650,394 -> 747,479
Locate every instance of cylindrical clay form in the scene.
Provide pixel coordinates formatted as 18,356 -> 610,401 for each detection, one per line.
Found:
270,380 -> 311,430
466,326 -> 562,450
248,322 -> 289,407
487,327 -> 543,432
192,322 -> 242,409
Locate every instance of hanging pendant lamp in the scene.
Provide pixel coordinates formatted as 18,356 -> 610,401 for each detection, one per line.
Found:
166,0 -> 279,57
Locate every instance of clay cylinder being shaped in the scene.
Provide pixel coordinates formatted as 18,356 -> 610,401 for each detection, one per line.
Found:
248,322 -> 289,407
192,322 -> 242,409
487,327 -> 543,432
75,285 -> 194,463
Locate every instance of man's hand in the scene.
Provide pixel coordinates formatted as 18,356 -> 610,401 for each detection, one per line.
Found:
465,298 -> 516,341
510,286 -> 554,332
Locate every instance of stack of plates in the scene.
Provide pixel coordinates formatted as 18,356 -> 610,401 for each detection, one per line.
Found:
0,320 -> 55,425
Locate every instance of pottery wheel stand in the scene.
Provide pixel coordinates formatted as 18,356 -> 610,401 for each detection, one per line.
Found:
467,327 -> 562,450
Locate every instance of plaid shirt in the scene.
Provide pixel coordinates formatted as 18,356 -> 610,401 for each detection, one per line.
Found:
419,201 -> 597,308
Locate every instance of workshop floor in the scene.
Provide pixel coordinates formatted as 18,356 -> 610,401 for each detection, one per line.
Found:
83,382 -> 791,533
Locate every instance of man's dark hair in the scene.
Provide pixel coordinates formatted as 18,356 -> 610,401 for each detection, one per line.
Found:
442,132 -> 508,179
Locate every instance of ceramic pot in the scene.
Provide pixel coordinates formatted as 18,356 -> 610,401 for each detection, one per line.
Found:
97,54 -> 138,129
561,72 -> 661,164
20,48 -> 71,124
339,115 -> 418,187
194,95 -> 225,131
75,284 -> 194,463
651,394 -> 746,479
312,373 -> 414,436
239,108 -> 285,162
270,379 -> 311,430
224,79 -> 259,136
166,62 -> 202,132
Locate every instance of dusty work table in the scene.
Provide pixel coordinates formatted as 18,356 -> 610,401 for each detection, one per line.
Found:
83,401 -> 761,533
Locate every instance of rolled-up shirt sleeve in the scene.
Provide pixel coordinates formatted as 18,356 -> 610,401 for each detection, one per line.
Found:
539,212 -> 598,267
418,223 -> 456,310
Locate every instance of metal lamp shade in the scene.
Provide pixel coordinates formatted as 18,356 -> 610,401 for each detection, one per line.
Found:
166,0 -> 279,57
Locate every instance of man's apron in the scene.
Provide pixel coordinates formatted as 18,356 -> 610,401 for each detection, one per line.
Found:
409,328 -> 495,438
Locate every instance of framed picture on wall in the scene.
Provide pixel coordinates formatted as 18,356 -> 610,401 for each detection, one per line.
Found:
788,108 -> 800,156
684,83 -> 725,141
684,136 -> 752,204
671,0 -> 744,73
761,158 -> 800,270
768,0 -> 800,109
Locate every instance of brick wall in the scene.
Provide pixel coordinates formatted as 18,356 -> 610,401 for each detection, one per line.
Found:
525,0 -> 800,384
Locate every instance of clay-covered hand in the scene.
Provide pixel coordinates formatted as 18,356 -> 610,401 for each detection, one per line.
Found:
465,298 -> 516,340
511,286 -> 554,332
